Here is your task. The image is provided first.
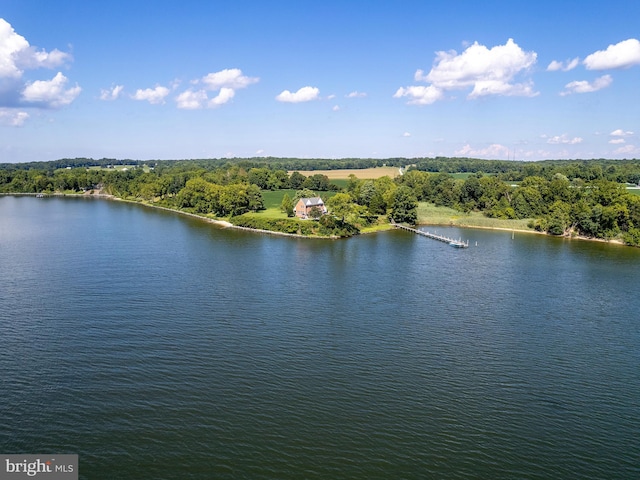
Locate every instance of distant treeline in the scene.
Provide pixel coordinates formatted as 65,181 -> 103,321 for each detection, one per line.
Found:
412,157 -> 640,184
2,156 -> 640,184
0,157 -> 399,172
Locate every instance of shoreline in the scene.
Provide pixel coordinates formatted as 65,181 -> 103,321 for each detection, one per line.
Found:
417,220 -> 625,245
1,192 -> 628,246
100,194 -> 338,239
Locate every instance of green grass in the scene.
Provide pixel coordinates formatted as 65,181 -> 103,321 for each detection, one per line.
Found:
627,187 -> 640,196
255,189 -> 340,219
360,222 -> 395,234
260,189 -> 338,208
416,202 -> 533,230
261,189 -> 296,209
330,179 -> 349,189
448,172 -> 474,179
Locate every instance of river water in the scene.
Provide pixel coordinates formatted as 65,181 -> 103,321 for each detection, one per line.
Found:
1,196 -> 639,479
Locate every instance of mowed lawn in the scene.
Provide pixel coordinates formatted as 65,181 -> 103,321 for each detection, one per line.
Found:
256,189 -> 339,219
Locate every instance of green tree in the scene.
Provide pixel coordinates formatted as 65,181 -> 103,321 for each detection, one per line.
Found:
303,173 -> 331,191
281,193 -> 294,217
308,206 -> 324,219
326,192 -> 365,223
289,171 -> 306,189
459,174 -> 482,211
245,184 -> 264,212
546,200 -> 571,235
368,192 -> 387,215
247,167 -> 272,189
622,227 -> 640,246
270,170 -> 290,189
357,180 -> 376,206
512,186 -> 543,218
390,186 -> 418,224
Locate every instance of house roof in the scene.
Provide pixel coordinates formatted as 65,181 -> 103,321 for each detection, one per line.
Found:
301,197 -> 324,206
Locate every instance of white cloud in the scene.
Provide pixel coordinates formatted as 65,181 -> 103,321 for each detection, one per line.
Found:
275,86 -> 320,103
0,19 -> 30,78
547,57 -> 580,72
346,91 -> 367,98
175,68 -> 257,110
423,39 -> 536,93
208,87 -> 235,107
402,132 -> 411,137
0,18 -> 72,79
614,144 -> 638,155
0,18 -> 78,122
610,128 -> 634,137
468,79 -> 536,98
132,86 -> 170,104
393,85 -> 444,105
396,39 -> 537,105
199,68 -> 258,90
100,85 -> 124,101
560,74 -> 612,95
0,108 -> 28,126
455,143 -> 510,158
21,72 -> 81,108
584,38 -> 640,70
332,105 -> 340,111
175,89 -> 207,109
546,134 -> 583,145
609,138 -> 625,144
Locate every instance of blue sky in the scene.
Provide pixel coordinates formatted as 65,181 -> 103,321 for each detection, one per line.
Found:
1,0 -> 639,163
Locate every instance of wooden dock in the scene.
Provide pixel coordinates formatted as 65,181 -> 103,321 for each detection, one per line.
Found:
393,223 -> 469,248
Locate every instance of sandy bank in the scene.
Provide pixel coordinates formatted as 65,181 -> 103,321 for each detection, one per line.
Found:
417,221 -> 625,245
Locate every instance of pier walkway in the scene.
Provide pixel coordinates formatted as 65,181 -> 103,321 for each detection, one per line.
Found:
393,222 -> 469,248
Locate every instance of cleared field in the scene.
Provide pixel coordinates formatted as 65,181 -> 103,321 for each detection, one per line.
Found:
417,203 -> 533,231
290,166 -> 400,179
257,189 -> 340,219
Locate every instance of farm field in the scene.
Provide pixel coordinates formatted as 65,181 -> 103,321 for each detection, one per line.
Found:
290,166 -> 400,179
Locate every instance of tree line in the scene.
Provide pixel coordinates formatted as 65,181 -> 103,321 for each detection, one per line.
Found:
3,156 -> 639,184
1,157 -> 640,245
393,170 -> 640,245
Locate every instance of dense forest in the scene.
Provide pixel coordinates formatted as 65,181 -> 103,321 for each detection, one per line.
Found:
1,157 -> 640,245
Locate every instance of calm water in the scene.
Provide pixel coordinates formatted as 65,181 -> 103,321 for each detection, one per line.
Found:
1,195 -> 639,479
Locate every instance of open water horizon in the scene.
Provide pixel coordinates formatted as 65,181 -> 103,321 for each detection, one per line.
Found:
1,196 -> 639,479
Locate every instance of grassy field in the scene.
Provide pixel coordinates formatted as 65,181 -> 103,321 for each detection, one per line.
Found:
291,166 -> 400,179
257,189 -> 295,219
256,189 -> 340,219
416,203 -> 534,231
449,172 -> 474,179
